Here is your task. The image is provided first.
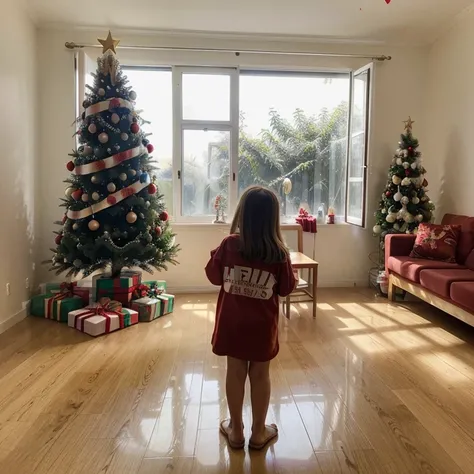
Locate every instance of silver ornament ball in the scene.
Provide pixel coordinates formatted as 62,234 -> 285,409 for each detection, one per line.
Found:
119,173 -> 127,181
107,182 -> 116,193
98,132 -> 109,144
129,90 -> 137,100
111,113 -> 120,124
91,175 -> 100,184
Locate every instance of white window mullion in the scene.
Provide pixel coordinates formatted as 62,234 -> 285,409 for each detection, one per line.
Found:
172,67 -> 183,220
229,67 -> 240,218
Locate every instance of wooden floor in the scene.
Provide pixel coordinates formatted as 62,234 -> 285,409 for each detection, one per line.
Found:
2,289 -> 474,473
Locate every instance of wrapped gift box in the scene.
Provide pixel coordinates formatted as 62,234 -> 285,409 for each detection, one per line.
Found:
38,282 -> 90,306
156,293 -> 175,315
296,208 -> 317,233
68,299 -> 138,337
30,293 -> 85,322
131,297 -> 162,322
93,271 -> 141,307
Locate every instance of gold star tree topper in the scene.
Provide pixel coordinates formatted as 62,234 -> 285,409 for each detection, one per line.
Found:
403,116 -> 415,132
98,31 -> 120,54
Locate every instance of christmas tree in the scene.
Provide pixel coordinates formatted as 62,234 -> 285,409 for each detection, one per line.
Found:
48,32 -> 179,278
373,117 -> 435,238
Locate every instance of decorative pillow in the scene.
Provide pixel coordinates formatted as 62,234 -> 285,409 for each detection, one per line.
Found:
410,223 -> 461,263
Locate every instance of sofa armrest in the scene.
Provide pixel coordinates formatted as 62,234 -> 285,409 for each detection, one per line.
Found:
385,234 -> 416,263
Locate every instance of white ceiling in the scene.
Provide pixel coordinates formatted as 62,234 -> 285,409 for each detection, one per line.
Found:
29,0 -> 474,44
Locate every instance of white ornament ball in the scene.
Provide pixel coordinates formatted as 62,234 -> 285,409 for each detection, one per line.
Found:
282,178 -> 292,195
81,193 -> 89,203
73,259 -> 83,268
382,209 -> 387,214
107,182 -> 116,193
393,223 -> 400,231
99,132 -> 109,144
129,90 -> 137,100
119,173 -> 127,181
396,158 -> 403,166
401,196 -> 409,206
411,162 -> 417,170
386,214 -> 396,224
126,211 -> 137,224
403,162 -> 410,169
401,178 -> 411,186
72,223 -> 79,230
98,88 -> 105,97
92,192 -> 100,201
65,187 -> 74,198
373,225 -> 382,235
416,214 -> 424,222
121,133 -> 129,141
88,219 -> 100,231
392,175 -> 402,185
111,113 -> 120,124
404,213 -> 415,223
394,191 -> 403,202
91,175 -> 100,184
83,145 -> 93,156
412,197 -> 420,205
129,169 -> 137,177
145,201 -> 151,208
88,123 -> 97,134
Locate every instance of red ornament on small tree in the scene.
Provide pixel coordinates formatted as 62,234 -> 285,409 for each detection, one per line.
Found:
55,234 -> 63,245
72,189 -> 83,201
155,226 -> 162,236
159,211 -> 169,222
148,183 -> 157,195
66,161 -> 75,171
146,144 -> 154,153
131,122 -> 140,134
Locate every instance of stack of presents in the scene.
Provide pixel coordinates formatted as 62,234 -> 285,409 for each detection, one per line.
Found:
29,271 -> 175,337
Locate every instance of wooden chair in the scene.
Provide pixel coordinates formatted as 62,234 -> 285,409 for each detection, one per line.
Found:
281,224 -> 319,319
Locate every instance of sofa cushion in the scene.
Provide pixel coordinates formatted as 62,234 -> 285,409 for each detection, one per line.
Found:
410,223 -> 461,263
419,269 -> 474,298
451,281 -> 474,312
387,256 -> 464,283
442,214 -> 474,264
465,250 -> 474,271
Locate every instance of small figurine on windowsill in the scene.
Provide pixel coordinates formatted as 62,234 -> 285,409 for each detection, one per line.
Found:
326,207 -> 335,224
213,194 -> 227,224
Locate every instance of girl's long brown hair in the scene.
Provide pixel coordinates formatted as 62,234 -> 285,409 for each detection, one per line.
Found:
230,186 -> 288,264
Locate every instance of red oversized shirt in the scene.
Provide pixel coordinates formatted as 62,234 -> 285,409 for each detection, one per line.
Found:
205,235 -> 296,362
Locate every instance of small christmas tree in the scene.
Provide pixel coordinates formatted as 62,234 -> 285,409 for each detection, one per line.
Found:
373,117 -> 435,238
48,32 -> 179,278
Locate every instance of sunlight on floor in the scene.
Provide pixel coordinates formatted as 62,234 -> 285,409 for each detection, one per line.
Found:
416,352 -> 470,384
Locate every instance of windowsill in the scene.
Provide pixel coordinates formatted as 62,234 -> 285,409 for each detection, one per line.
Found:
171,221 -> 349,228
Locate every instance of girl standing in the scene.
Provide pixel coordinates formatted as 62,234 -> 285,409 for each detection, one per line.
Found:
205,186 -> 296,450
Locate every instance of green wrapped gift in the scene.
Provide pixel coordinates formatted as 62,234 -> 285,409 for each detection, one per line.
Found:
30,293 -> 85,322
131,297 -> 163,322
156,293 -> 175,315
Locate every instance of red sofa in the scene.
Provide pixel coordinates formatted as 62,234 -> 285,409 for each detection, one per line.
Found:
385,214 -> 474,326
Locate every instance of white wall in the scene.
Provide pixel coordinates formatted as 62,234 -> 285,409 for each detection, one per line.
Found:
0,2 -> 37,332
36,28 -> 429,291
424,7 -> 474,218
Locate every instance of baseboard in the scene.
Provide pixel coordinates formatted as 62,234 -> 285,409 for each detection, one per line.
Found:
0,302 -> 29,335
168,280 -> 368,294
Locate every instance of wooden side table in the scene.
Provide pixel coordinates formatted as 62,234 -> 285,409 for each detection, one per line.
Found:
283,251 -> 319,319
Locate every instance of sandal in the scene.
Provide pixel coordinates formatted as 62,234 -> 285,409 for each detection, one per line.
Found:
219,419 -> 245,450
249,424 -> 279,450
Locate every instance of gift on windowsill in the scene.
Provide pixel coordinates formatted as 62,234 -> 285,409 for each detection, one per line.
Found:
295,208 -> 317,233
68,297 -> 138,337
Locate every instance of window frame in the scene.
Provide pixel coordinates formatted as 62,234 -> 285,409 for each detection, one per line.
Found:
75,55 -> 374,226
345,63 -> 374,228
173,66 -> 239,222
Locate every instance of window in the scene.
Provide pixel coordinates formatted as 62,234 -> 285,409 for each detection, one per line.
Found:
122,67 -> 174,215
78,60 -> 373,226
239,71 -> 350,219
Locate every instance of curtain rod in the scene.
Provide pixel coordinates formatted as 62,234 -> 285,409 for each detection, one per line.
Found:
64,42 -> 391,61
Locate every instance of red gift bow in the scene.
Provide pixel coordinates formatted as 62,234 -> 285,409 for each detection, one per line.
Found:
74,298 -> 124,333
298,208 -> 309,218
46,282 -> 78,319
133,284 -> 150,299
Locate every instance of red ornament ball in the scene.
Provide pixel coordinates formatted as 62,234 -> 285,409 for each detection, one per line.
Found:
71,189 -> 83,201
159,211 -> 169,222
405,170 -> 410,176
148,183 -> 157,195
107,196 -> 117,205
155,226 -> 162,236
66,161 -> 75,171
55,234 -> 63,245
386,191 -> 391,197
130,122 -> 140,134
408,146 -> 413,152
146,144 -> 154,153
